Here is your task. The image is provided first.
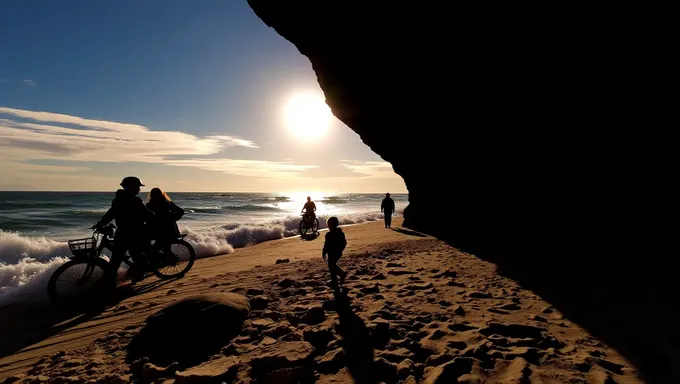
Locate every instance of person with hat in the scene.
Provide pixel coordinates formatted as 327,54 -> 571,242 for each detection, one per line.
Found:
93,176 -> 155,285
381,192 -> 396,228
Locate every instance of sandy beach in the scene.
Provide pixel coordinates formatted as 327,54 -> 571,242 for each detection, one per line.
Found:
0,219 -> 643,383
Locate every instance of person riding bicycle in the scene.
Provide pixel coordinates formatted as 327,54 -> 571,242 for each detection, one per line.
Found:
93,176 -> 155,284
301,196 -> 317,223
146,187 -> 185,261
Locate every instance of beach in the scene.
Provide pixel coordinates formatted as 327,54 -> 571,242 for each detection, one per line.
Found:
0,219 -> 643,383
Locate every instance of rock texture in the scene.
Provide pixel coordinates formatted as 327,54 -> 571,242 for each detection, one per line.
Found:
247,3 -> 676,383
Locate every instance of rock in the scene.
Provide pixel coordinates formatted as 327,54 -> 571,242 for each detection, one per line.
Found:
448,323 -> 478,332
174,356 -> 239,384
300,306 -> 326,325
468,292 -> 490,299
403,375 -> 418,384
498,303 -> 521,310
439,300 -> 452,307
126,293 -> 250,368
541,307 -> 554,314
250,295 -> 270,310
397,358 -> 415,378
529,314 -> 548,322
248,341 -> 315,376
275,258 -> 290,264
315,348 -> 345,372
166,289 -> 177,295
453,305 -> 466,316
246,288 -> 265,296
386,262 -> 404,268
424,357 -> 478,384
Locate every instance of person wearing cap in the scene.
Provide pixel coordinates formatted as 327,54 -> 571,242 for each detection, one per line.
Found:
94,176 -> 155,284
381,192 -> 396,228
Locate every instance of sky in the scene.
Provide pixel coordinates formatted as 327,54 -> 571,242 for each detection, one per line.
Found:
0,0 -> 406,193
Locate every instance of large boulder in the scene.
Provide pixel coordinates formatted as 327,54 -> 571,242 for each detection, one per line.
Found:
126,293 -> 250,368
246,2 -> 677,382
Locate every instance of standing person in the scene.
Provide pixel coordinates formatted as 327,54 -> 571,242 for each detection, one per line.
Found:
93,176 -> 155,285
146,187 -> 185,259
322,216 -> 348,292
381,192 -> 396,228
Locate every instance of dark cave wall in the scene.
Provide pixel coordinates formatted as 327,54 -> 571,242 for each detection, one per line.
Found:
247,2 -> 676,382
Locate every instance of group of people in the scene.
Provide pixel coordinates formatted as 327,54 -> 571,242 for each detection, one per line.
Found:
94,176 -> 397,293
93,176 -> 185,284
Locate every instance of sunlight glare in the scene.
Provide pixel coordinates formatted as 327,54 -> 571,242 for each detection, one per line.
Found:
284,93 -> 333,140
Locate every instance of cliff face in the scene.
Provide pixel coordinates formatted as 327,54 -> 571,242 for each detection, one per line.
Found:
247,2 -> 675,382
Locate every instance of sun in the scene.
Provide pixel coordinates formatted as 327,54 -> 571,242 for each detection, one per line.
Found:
284,93 -> 333,140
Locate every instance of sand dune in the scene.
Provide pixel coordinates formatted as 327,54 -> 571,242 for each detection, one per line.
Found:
0,219 -> 643,383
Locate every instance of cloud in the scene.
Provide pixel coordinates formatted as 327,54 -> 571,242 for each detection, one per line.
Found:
22,79 -> 37,87
0,107 -> 314,179
339,159 -> 399,178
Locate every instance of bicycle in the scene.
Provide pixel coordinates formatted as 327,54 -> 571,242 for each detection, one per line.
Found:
47,224 -> 196,304
299,214 -> 320,236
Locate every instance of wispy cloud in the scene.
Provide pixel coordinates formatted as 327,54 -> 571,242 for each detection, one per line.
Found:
339,159 -> 398,178
0,107 -> 314,179
22,79 -> 37,87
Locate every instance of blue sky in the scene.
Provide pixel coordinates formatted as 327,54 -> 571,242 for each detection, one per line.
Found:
0,0 -> 405,193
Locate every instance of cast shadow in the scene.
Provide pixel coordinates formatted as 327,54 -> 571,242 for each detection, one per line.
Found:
414,224 -> 680,384
300,232 -> 320,241
391,227 -> 427,237
331,290 -> 378,384
0,278 -> 172,362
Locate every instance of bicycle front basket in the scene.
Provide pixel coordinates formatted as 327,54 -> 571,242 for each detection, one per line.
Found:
67,236 -> 97,258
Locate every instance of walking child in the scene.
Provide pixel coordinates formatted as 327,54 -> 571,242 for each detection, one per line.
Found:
322,216 -> 348,291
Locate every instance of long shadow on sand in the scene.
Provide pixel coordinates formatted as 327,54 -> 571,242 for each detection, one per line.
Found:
300,232 -> 320,241
0,279 -> 172,364
331,290 -> 378,384
390,227 -> 427,237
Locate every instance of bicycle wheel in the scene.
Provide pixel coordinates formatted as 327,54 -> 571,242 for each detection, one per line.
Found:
152,239 -> 196,279
47,257 -> 109,304
299,219 -> 309,236
312,218 -> 320,234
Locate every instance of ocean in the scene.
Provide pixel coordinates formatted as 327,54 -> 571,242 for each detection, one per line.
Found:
0,191 -> 407,306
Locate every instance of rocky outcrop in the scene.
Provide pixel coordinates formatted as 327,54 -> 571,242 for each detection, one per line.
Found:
247,2 -> 675,383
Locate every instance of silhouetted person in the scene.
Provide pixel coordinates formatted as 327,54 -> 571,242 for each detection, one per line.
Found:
146,188 -> 185,261
94,176 -> 155,284
301,196 -> 316,223
323,216 -> 348,292
381,193 -> 395,228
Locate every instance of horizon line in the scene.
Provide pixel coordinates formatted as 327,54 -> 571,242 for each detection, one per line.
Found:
0,190 -> 409,194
